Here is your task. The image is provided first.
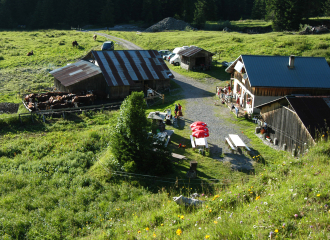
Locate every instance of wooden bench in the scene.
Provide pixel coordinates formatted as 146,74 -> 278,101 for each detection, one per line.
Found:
225,137 -> 236,153
190,135 -> 196,150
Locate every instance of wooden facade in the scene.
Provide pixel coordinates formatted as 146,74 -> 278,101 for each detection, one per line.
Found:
180,50 -> 213,71
260,101 -> 313,154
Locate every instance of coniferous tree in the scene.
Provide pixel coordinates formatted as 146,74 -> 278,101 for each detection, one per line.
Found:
109,92 -> 172,175
193,0 -> 207,28
101,0 -> 115,27
271,0 -> 303,31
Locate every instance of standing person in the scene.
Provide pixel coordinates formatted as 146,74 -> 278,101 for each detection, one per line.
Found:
235,105 -> 239,118
178,103 -> 182,116
174,104 -> 178,117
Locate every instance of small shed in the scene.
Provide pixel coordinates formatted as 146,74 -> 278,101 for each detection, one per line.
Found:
50,60 -> 105,93
255,95 -> 330,154
178,46 -> 214,71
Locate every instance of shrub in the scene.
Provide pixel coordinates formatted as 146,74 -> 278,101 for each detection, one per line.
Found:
0,56 -> 4,60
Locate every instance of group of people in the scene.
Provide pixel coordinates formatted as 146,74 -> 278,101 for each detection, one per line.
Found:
174,103 -> 182,118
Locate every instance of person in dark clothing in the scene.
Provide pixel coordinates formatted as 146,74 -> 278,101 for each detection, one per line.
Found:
174,104 -> 178,117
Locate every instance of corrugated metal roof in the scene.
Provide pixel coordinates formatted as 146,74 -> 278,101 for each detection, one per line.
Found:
287,96 -> 330,139
92,50 -> 172,87
226,55 -> 330,88
50,60 -> 102,87
178,46 -> 214,57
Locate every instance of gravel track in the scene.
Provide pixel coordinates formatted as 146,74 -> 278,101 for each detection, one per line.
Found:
92,31 -> 255,171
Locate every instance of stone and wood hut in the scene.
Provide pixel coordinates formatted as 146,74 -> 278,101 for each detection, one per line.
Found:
50,50 -> 173,99
255,95 -> 330,154
178,46 -> 214,71
225,55 -> 330,113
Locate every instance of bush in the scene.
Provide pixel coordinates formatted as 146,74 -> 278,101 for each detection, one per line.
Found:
0,56 -> 4,60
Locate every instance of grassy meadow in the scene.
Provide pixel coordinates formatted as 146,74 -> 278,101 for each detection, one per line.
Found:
0,27 -> 330,239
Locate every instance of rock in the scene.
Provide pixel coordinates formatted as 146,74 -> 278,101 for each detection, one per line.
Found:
173,195 -> 204,207
145,17 -> 193,32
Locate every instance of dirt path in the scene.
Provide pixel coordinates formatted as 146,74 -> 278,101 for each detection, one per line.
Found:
92,31 -> 255,171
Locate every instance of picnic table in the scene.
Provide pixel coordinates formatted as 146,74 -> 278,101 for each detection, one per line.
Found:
195,137 -> 209,151
228,134 -> 251,151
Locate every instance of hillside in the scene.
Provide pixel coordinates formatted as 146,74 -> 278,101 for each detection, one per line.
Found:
0,29 -> 330,239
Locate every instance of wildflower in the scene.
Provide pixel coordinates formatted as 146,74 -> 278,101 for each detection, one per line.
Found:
294,214 -> 298,218
145,227 -> 149,231
317,194 -> 321,197
180,215 -> 184,220
214,221 -> 218,224
161,223 -> 164,226
275,229 -> 279,233
325,204 -> 328,208
304,197 -> 308,200
250,192 -> 253,194
209,209 -> 212,213
153,233 -> 156,238
255,196 -> 260,200
217,216 -> 221,219
205,235 -> 210,239
269,231 -> 275,238
240,221 -> 243,224
138,231 -> 141,234
176,228 -> 182,236
282,223 -> 286,228
264,202 -> 268,205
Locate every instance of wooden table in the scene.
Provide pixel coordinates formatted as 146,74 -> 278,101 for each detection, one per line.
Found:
228,134 -> 251,151
195,137 -> 209,151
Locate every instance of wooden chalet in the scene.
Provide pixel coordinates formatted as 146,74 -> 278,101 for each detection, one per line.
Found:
225,55 -> 330,113
255,96 -> 330,154
50,50 -> 173,99
178,46 -> 214,71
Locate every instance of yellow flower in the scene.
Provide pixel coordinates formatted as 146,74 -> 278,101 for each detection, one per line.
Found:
248,189 -> 251,191
145,227 -> 149,231
176,228 -> 182,236
255,196 -> 260,200
205,235 -> 210,239
317,194 -> 321,197
250,192 -> 253,194
275,229 -> 279,233
153,233 -> 156,238
138,231 -> 141,234
209,209 -> 212,213
214,221 -> 218,224
161,223 -> 164,226
180,215 -> 184,220
178,215 -> 180,218
251,186 -> 253,188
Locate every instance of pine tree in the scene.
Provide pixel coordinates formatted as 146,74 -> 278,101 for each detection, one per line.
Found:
271,0 -> 303,31
109,92 -> 172,175
101,0 -> 114,27
193,0 -> 207,28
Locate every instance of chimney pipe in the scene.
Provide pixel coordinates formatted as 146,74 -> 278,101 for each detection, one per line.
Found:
289,55 -> 295,69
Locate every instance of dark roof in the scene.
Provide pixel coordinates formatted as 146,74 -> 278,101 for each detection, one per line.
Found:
177,46 -> 214,57
226,55 -> 330,88
92,50 -> 172,87
49,60 -> 102,87
287,96 -> 330,139
257,95 -> 330,139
